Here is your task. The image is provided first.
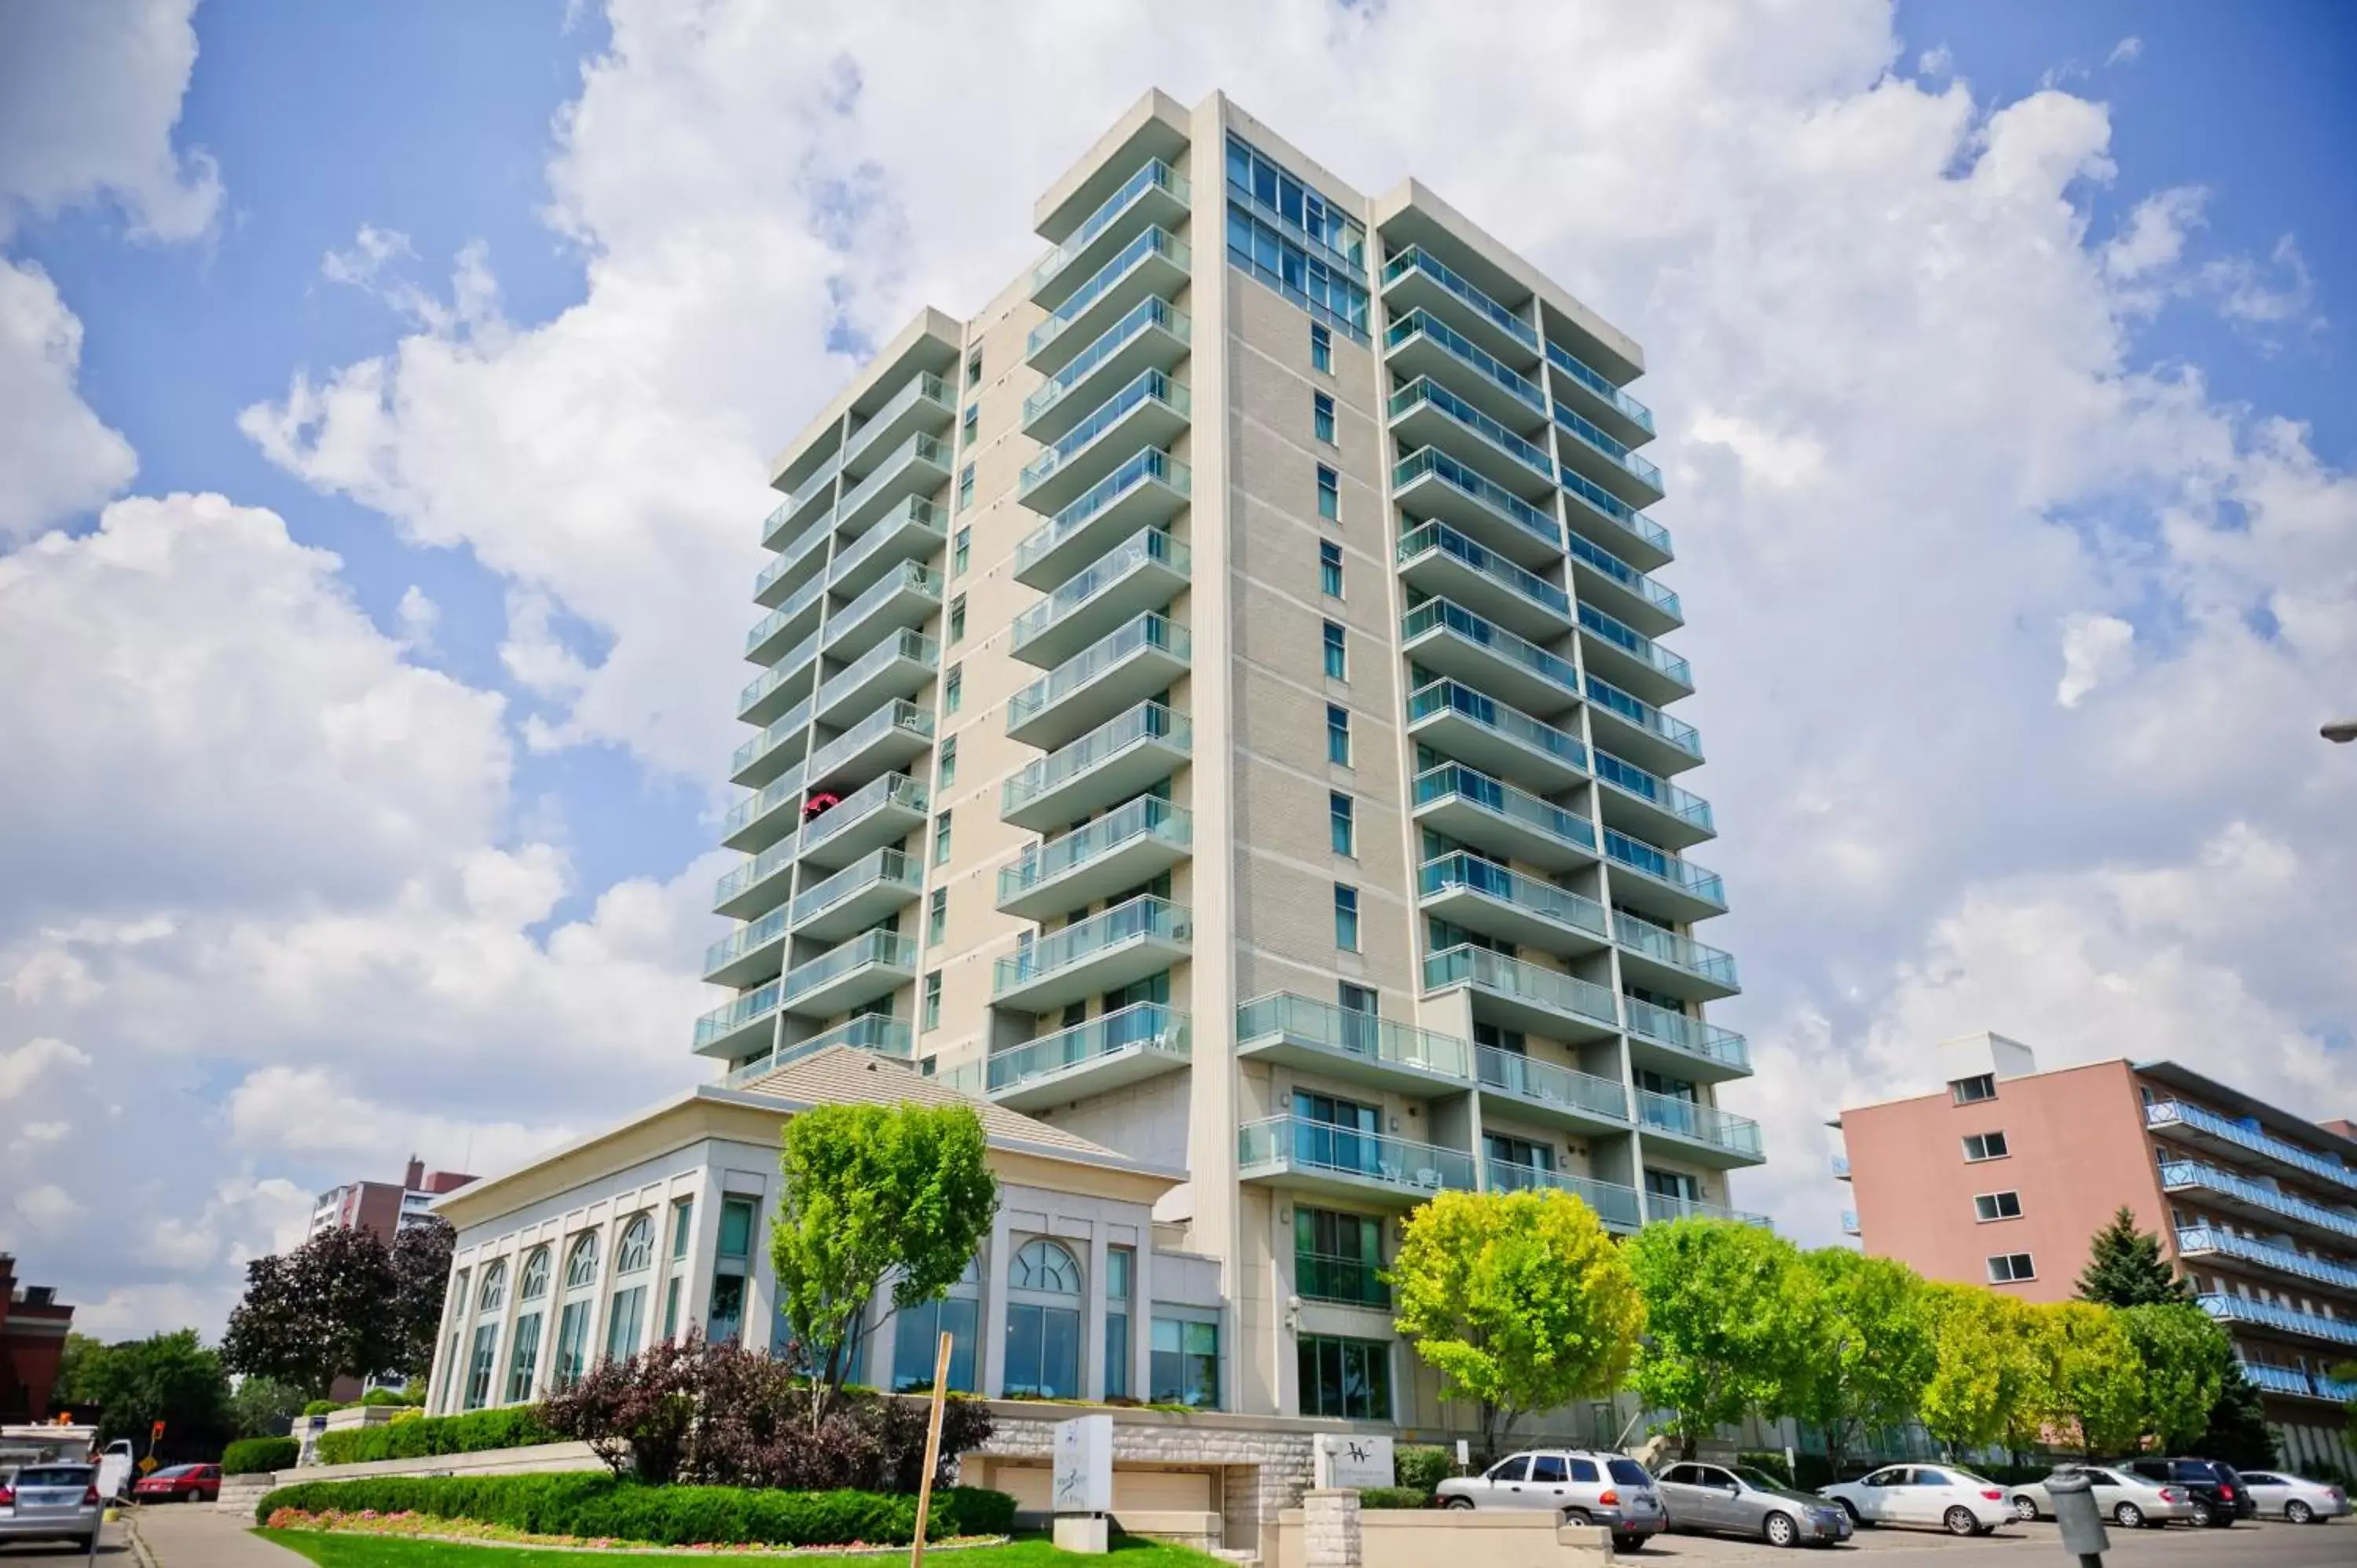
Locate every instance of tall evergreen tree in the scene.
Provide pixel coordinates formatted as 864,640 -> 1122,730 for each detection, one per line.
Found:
2196,1368 -> 2279,1469
2074,1206 -> 2191,1306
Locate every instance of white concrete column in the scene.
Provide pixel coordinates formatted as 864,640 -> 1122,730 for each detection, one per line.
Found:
1084,1231 -> 1110,1401
979,1211 -> 1012,1395
1300,1489 -> 1362,1568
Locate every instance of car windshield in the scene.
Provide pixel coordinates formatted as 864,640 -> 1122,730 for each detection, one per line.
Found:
1607,1459 -> 1651,1487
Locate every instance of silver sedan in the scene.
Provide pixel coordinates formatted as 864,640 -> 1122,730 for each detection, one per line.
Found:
1656,1462 -> 1853,1548
2238,1470 -> 2351,1524
0,1463 -> 101,1550
2007,1465 -> 2195,1530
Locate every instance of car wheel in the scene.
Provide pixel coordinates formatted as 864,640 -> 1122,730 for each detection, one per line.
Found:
1942,1505 -> 1980,1537
2011,1495 -> 2040,1522
2187,1498 -> 2213,1527
1614,1535 -> 1645,1555
2114,1503 -> 2144,1530
1563,1509 -> 1594,1526
1763,1511 -> 1798,1548
2286,1500 -> 2314,1525
1442,1497 -> 1474,1511
1835,1499 -> 1867,1528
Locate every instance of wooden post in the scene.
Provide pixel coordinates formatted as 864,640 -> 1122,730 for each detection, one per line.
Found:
909,1331 -> 954,1568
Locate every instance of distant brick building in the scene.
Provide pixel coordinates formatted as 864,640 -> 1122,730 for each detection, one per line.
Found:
309,1156 -> 478,1244
0,1254 -> 75,1421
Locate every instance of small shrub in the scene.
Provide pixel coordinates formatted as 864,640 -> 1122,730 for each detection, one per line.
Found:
1394,1445 -> 1455,1492
314,1405 -> 557,1467
1356,1486 -> 1431,1510
302,1401 -> 339,1417
222,1438 -> 299,1476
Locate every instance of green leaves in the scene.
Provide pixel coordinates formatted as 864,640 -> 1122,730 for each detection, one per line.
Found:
1625,1219 -> 1820,1452
2075,1205 -> 2192,1307
1792,1249 -> 1933,1469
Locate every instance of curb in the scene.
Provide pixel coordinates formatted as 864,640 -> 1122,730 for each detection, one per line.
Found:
123,1508 -> 163,1568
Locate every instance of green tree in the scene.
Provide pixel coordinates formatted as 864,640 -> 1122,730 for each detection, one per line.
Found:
2198,1368 -> 2282,1469
2037,1301 -> 2146,1457
52,1332 -> 107,1412
387,1216 -> 456,1382
1791,1250 -> 1933,1477
2336,1359 -> 2357,1446
1388,1189 -> 1644,1463
1626,1218 -> 1820,1458
54,1331 -> 233,1450
768,1101 -> 999,1423
2120,1302 -> 2231,1450
221,1225 -> 402,1397
1919,1284 -> 2042,1457
226,1376 -> 310,1438
2074,1206 -> 2191,1306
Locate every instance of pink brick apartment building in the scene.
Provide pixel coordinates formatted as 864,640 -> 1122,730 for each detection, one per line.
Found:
1835,1032 -> 2357,1476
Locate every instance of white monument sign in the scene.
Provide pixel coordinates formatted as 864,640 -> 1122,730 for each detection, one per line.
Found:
1052,1413 -> 1115,1514
1314,1431 -> 1396,1489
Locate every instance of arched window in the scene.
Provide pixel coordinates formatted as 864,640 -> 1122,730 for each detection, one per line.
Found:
518,1246 -> 552,1302
614,1214 -> 654,1275
563,1232 -> 599,1290
1005,1240 -> 1083,1398
477,1259 -> 508,1313
1011,1239 -> 1082,1295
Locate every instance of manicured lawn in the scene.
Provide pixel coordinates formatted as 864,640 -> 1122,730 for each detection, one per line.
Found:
259,1529 -> 1225,1568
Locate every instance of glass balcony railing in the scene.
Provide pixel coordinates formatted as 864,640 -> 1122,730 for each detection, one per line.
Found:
1020,369 -> 1190,496
1614,911 -> 1739,988
731,696 -> 813,779
843,372 -> 951,466
816,631 -> 938,714
1007,615 -> 1189,731
988,1001 -> 1189,1094
722,1013 -> 913,1086
790,847 -> 922,928
1397,522 -> 1571,620
746,595 -> 822,661
1002,701 -> 1189,816
713,837 -> 795,912
1235,992 -> 1473,1080
2237,1360 -> 2357,1402
1585,674 -> 1702,757
1238,1116 -> 1479,1192
992,896 -> 1189,996
1027,226 -> 1189,359
1420,852 -> 1609,941
829,496 -> 944,584
836,432 -> 949,523
1565,529 -> 1681,621
1545,339 -> 1655,436
1578,604 -> 1692,689
1593,750 -> 1714,834
1639,1090 -> 1764,1157
703,904 -> 787,977
999,795 -> 1191,903
2160,1160 -> 2357,1241
1385,308 -> 1545,416
1388,376 -> 1555,480
1604,828 -> 1725,906
798,771 -> 927,855
2176,1225 -> 2357,1294
1013,529 -> 1188,650
783,929 -> 916,1005
1402,599 -> 1582,698
1486,1160 -> 1644,1229
1647,1194 -> 1775,1228
1296,1250 -> 1389,1308
692,979 -> 781,1051
1382,245 -> 1538,351
1393,447 -> 1560,553
1034,161 -> 1190,292
1424,943 -> 1619,1031
1414,763 -> 1598,855
1405,679 -> 1589,775
753,548 -> 827,615
1017,449 -> 1190,577
827,562 -> 944,643
1621,994 -> 1750,1072
1024,298 -> 1189,427
783,450 -> 842,516
1556,403 -> 1664,491
2197,1293 -> 2357,1350
804,699 -> 932,782
1560,462 -> 1673,559
2146,1100 -> 2357,1193
1475,1045 -> 1629,1122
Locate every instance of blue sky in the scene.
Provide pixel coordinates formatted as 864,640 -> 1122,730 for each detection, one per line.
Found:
1,0 -> 2350,1337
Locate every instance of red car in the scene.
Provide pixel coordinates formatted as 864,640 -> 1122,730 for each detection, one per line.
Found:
132,1464 -> 220,1503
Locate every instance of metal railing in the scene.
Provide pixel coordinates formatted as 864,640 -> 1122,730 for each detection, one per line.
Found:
1486,1160 -> 1645,1229
1235,991 -> 1473,1080
1559,463 -> 1673,558
1424,943 -> 1619,1031
1397,521 -> 1571,620
1405,679 -> 1589,775
2146,1100 -> 2357,1194
783,929 -> 917,1005
1384,308 -> 1545,416
1017,449 -> 1191,577
2160,1160 -> 2357,1241
1578,604 -> 1692,689
1475,1046 -> 1629,1122
1002,701 -> 1190,815
2176,1225 -> 2357,1293
987,1002 -> 1189,1094
1026,226 -> 1189,359
1545,338 -> 1655,435
1621,993 -> 1750,1071
1238,1116 -> 1479,1192
1024,298 -> 1189,427
992,896 -> 1190,995
1382,245 -> 1538,350
2196,1292 -> 2357,1349
1604,828 -> 1725,906
692,980 -> 781,1051
1555,402 -> 1663,491
797,771 -> 928,855
827,496 -> 944,585
790,847 -> 922,928
1011,528 -> 1188,650
722,1013 -> 913,1086
1388,376 -> 1555,479
805,699 -> 932,782
1585,673 -> 1703,757
835,431 -> 949,522
1415,763 -> 1598,855
1420,852 -> 1609,941
1019,368 -> 1190,496
842,372 -> 951,466
999,796 -> 1191,903
1034,160 -> 1190,291
731,695 -> 814,779
1614,910 -> 1739,987
816,631 -> 938,715
1565,528 -> 1681,621
1593,749 -> 1714,833
1639,1090 -> 1765,1158
1404,599 -> 1582,698
1007,615 -> 1189,731
825,561 -> 943,644
1393,446 -> 1560,552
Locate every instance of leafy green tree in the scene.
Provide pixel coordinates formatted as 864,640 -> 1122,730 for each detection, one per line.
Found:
55,1331 -> 233,1450
1791,1250 -> 1933,1478
52,1332 -> 107,1412
1388,1189 -> 1644,1463
2037,1301 -> 2146,1457
1919,1284 -> 2042,1457
2120,1302 -> 2231,1450
768,1101 -> 999,1423
2198,1367 -> 2282,1469
1626,1218 -> 1820,1458
388,1216 -> 456,1381
227,1376 -> 310,1438
2075,1206 -> 2191,1307
222,1225 -> 401,1397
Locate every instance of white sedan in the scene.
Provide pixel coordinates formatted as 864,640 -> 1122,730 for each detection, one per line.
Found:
2006,1465 -> 2195,1529
1820,1464 -> 2012,1536
2238,1470 -> 2350,1524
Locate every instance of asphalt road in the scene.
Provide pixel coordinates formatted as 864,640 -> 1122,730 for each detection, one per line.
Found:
0,1514 -> 134,1568
1637,1517 -> 2351,1566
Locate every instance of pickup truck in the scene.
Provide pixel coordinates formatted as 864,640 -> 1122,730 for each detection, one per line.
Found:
0,1428 -> 136,1500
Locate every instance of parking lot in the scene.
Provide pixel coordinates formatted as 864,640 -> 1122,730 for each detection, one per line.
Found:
1631,1517 -> 2346,1565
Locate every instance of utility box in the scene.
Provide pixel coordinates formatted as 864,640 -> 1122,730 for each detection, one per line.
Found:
2045,1469 -> 2110,1558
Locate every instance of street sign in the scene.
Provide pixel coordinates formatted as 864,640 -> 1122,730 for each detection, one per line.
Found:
136,1456 -> 159,1475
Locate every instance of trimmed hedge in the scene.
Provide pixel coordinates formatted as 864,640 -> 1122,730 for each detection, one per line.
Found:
314,1406 -> 557,1467
1395,1445 -> 1454,1492
1356,1486 -> 1431,1510
222,1438 -> 299,1477
255,1474 -> 1017,1546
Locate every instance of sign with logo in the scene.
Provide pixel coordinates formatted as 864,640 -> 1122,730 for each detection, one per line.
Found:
1050,1415 -> 1113,1515
1314,1433 -> 1395,1490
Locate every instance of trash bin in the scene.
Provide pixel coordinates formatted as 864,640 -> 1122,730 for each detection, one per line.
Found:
2044,1469 -> 2110,1561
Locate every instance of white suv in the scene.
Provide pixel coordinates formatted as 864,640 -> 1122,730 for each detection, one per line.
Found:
1435,1449 -> 1666,1551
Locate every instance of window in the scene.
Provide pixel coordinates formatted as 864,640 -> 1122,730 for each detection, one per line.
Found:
1298,1335 -> 1391,1421
1962,1131 -> 2010,1162
1952,1073 -> 1997,1105
517,1246 -> 550,1302
1329,792 -> 1355,856
933,809 -> 953,865
944,664 -> 962,715
668,1200 -> 694,1261
927,888 -> 948,947
1310,321 -> 1332,373
965,350 -> 982,388
504,1311 -> 541,1403
563,1233 -> 598,1291
1151,1315 -> 1220,1408
1974,1191 -> 2024,1222
604,1280 -> 647,1361
1319,540 -> 1343,598
956,464 -> 975,511
662,1277 -> 683,1344
922,971 -> 943,1031
706,1197 -> 756,1346
478,1259 -> 508,1313
463,1319 -> 499,1410
613,1213 -> 654,1275
951,526 -> 970,577
961,403 -> 978,444
1986,1252 -> 2036,1284
1296,1207 -> 1384,1306
893,1255 -> 982,1394
1333,884 -> 1360,951
552,1299 -> 592,1389
948,594 -> 966,645
1312,391 -> 1336,445
1322,619 -> 1347,680
1326,703 -> 1351,765
1316,463 -> 1339,521
1487,1456 -> 1529,1483
937,735 -> 957,789
1004,1240 -> 1084,1399
1105,1245 -> 1135,1400
1530,1455 -> 1569,1484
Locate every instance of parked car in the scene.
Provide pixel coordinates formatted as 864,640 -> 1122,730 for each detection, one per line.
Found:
2006,1464 -> 2196,1529
132,1463 -> 222,1504
2117,1456 -> 2254,1526
1818,1464 -> 2011,1536
1655,1461 -> 1853,1548
1435,1449 -> 1667,1552
0,1462 -> 103,1550
2237,1470 -> 2350,1524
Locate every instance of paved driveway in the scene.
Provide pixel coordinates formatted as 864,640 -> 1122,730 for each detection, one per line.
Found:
1633,1516 -> 2344,1565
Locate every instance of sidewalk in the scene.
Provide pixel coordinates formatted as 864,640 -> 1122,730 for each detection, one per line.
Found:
131,1505 -> 308,1568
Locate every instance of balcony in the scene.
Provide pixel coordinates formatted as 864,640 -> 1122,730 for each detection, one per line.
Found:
1382,308 -> 1548,432
713,835 -> 798,921
991,894 -> 1189,1014
691,980 -> 783,1061
738,650 -> 816,727
721,758 -> 808,854
1404,679 -> 1589,796
996,795 -> 1193,921
2197,1293 -> 2357,1351
746,598 -> 821,669
1417,852 -> 1610,955
703,905 -> 790,990
789,846 -> 924,945
813,630 -> 938,728
1387,377 -> 1556,499
801,700 -> 933,796
765,458 -> 839,552
793,771 -> 929,873
841,372 -> 953,477
782,929 -> 918,1020
1412,762 -> 1597,873
1006,614 -> 1190,751
1639,1090 -> 1765,1167
823,561 -> 942,661
1002,701 -> 1190,831
720,1012 -> 914,1079
753,550 -> 828,637
1841,1211 -> 1861,1236
1612,910 -> 1740,1002
1545,337 -> 1655,447
1396,522 -> 1571,643
1234,991 -> 1473,1097
1401,599 -> 1582,717
835,431 -> 951,537
1566,529 -> 1682,636
1238,1116 -> 1479,1204
1622,994 -> 1751,1083
1018,369 -> 1192,516
1555,403 -> 1665,507
2176,1225 -> 2357,1295
1023,298 -> 1191,444
986,1001 -> 1190,1112
828,496 -> 945,601
1560,463 -> 1673,572
1475,1046 -> 1630,1135
1644,1192 -> 1775,1228
1392,447 -> 1562,568
1578,605 -> 1692,707
1593,749 -> 1716,852
1604,828 -> 1728,923
1026,226 -> 1190,376
1010,526 -> 1189,669
2146,1100 -> 2357,1196
1831,1155 -> 1853,1179
2160,1161 -> 2357,1244
1380,245 -> 1541,368
756,504 -> 835,600
1585,673 -> 1703,775
730,695 -> 814,789
1424,944 -> 1620,1045
1487,1161 -> 1644,1231
1015,449 -> 1190,592
2236,1361 -> 2357,1405
1032,159 -> 1192,310
1297,1250 -> 1389,1309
